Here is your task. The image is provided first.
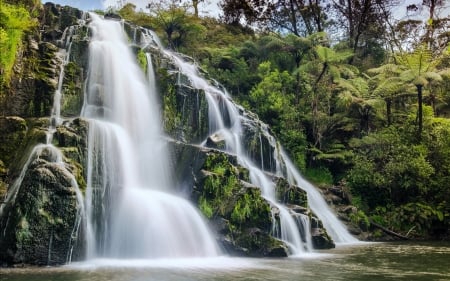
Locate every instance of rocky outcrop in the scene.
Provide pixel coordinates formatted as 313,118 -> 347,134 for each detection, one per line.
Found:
0,117 -> 88,266
0,151 -> 81,265
0,3 -> 86,118
170,141 -> 289,256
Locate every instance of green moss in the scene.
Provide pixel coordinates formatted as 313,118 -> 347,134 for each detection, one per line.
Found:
231,188 -> 271,228
199,196 -> 213,218
61,148 -> 86,192
0,1 -> 36,87
0,117 -> 28,167
349,210 -> 370,231
137,49 -> 147,72
16,217 -> 32,244
61,61 -> 83,116
157,68 -> 181,133
275,177 -> 307,207
198,152 -> 244,217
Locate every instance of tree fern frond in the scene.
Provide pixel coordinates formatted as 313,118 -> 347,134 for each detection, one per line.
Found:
367,64 -> 404,76
424,72 -> 443,82
372,78 -> 405,96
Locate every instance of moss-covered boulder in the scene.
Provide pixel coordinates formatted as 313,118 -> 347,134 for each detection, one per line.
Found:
170,141 -> 289,256
0,116 -> 88,266
275,176 -> 308,206
0,147 -> 82,266
54,118 -> 88,192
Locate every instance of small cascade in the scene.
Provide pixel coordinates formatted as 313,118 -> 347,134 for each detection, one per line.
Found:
47,27 -> 75,144
160,49 -> 312,254
279,151 -> 359,244
155,44 -> 358,253
82,13 -> 220,259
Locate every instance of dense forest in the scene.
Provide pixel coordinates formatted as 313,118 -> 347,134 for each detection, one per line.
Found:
1,0 -> 449,241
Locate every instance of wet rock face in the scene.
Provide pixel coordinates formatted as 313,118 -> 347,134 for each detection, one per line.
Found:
150,54 -> 210,143
0,155 -> 80,266
0,117 -> 28,167
1,2 -> 86,118
41,2 -> 83,43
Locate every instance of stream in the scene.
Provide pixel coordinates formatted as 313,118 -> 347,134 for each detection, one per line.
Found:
1,242 -> 449,281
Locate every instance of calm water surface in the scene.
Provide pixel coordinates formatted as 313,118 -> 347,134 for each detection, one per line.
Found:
1,242 -> 449,281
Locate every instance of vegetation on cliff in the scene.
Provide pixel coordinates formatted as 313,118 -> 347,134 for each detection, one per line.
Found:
0,0 -> 38,87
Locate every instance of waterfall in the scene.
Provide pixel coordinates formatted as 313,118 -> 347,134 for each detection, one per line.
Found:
157,43 -> 358,253
82,13 -> 219,259
162,50 -> 311,254
280,151 -> 359,244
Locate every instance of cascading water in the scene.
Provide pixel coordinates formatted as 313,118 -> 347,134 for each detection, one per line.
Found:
154,39 -> 358,254
159,51 -> 310,254
280,151 -> 359,244
81,13 -> 219,259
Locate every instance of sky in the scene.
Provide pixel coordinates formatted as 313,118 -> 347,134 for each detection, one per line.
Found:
41,0 -> 449,21
41,0 -> 222,16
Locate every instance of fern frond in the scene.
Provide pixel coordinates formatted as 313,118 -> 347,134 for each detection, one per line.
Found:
372,77 -> 405,96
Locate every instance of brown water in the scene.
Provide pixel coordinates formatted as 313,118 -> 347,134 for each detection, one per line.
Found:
1,242 -> 449,281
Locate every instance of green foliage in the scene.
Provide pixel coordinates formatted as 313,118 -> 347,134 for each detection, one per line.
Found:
199,153 -> 243,217
249,62 -> 295,126
348,127 -> 435,207
199,196 -> 213,218
137,49 -> 148,72
230,189 -> 271,228
0,0 -> 35,87
377,203 -> 445,236
349,210 -> 370,231
303,166 -> 334,186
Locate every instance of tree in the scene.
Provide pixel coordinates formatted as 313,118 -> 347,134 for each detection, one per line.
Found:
368,63 -> 413,126
146,1 -> 206,49
329,0 -> 393,66
397,45 -> 444,139
404,0 -> 449,53
220,0 -> 327,36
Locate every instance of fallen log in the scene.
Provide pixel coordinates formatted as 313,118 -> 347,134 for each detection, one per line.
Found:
369,219 -> 409,240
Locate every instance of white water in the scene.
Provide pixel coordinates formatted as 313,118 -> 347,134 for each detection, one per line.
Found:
280,151 -> 359,243
158,43 -> 358,253
81,13 -> 219,259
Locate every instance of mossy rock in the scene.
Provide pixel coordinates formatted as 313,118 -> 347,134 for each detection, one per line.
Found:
233,228 -> 288,257
151,50 -> 209,143
275,176 -> 308,207
0,117 -> 28,167
0,155 -> 82,265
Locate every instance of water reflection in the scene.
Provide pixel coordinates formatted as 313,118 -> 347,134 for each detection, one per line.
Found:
1,242 -> 449,281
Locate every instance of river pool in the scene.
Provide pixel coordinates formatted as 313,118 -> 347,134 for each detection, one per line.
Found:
1,242 -> 449,281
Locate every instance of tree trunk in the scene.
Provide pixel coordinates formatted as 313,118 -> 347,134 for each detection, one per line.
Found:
386,98 -> 391,126
193,0 -> 199,18
417,84 -> 423,140
369,219 -> 409,240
